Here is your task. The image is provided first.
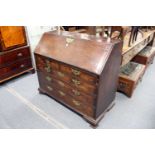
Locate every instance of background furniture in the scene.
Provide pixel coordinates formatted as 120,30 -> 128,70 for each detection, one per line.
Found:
0,26 -> 35,83
132,46 -> 155,67
118,29 -> 155,97
34,30 -> 122,126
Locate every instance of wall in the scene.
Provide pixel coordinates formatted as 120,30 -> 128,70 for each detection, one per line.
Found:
26,26 -> 56,65
26,26 -> 56,51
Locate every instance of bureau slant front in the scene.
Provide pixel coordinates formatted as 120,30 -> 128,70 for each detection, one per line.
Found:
34,31 -> 122,126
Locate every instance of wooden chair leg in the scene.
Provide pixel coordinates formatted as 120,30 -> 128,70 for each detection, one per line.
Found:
128,28 -> 134,47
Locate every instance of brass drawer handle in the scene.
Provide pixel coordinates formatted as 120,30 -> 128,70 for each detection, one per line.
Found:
47,86 -> 53,91
72,79 -> 80,86
72,100 -> 81,106
59,91 -> 66,96
20,64 -> 25,68
45,66 -> 51,73
45,60 -> 51,73
17,53 -> 23,57
46,76 -> 52,82
58,81 -> 65,87
72,69 -> 80,76
57,71 -> 65,77
72,89 -> 80,96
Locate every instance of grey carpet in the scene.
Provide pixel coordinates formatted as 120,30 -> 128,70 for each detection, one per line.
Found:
0,86 -> 55,129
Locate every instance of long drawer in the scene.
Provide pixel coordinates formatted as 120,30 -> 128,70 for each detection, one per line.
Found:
0,58 -> 32,80
0,46 -> 31,67
37,71 -> 96,105
35,54 -> 98,95
39,78 -> 94,117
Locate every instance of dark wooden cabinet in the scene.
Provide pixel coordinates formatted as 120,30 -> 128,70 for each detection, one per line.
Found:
34,31 -> 122,126
0,26 -> 34,83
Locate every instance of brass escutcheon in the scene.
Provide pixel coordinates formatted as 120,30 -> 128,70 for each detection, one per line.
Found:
72,89 -> 80,96
65,37 -> 74,47
66,37 -> 74,44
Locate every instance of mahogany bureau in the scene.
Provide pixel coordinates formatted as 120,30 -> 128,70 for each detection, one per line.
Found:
0,26 -> 35,83
34,31 -> 122,126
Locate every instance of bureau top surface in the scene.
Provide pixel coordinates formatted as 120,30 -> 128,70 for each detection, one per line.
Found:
35,31 -> 120,75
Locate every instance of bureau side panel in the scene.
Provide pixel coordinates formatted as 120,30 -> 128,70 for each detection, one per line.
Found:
95,42 -> 122,118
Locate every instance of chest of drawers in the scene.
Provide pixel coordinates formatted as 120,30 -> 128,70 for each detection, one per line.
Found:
34,31 -> 122,126
0,26 -> 35,83
118,31 -> 155,97
118,62 -> 146,97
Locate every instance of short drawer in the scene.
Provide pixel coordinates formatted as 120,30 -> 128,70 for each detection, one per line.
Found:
0,58 -> 32,78
35,54 -> 98,85
0,46 -> 31,67
35,54 -> 59,71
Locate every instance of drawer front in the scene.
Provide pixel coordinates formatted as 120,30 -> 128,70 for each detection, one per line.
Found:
0,47 -> 31,66
35,54 -> 59,71
50,70 -> 97,95
35,54 -> 98,84
39,81 -> 94,117
132,55 -> 147,65
64,95 -> 94,117
38,71 -> 96,105
35,54 -> 98,95
122,39 -> 148,66
118,78 -> 135,97
59,65 -> 97,84
0,58 -> 32,78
